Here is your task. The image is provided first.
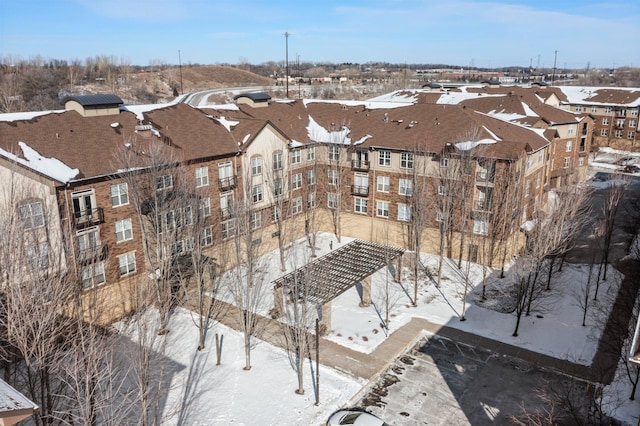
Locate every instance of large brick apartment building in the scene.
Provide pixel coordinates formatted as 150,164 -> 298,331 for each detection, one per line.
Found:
0,88 -> 594,321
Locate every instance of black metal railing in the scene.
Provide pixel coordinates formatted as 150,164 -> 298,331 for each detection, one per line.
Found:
73,207 -> 105,228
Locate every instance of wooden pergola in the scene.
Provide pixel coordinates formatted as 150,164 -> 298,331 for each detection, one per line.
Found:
272,239 -> 405,332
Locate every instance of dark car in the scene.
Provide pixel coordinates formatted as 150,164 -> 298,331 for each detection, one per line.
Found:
623,164 -> 640,174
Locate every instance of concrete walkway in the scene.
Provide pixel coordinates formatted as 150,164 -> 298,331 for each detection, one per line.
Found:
187,296 -> 605,387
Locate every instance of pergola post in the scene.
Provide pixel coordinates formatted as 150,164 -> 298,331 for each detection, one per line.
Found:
273,284 -> 284,317
319,302 -> 332,335
395,255 -> 403,283
359,275 -> 372,307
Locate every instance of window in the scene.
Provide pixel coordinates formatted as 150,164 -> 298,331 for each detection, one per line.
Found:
81,262 -> 105,288
436,211 -> 444,222
291,149 -> 301,164
376,200 -> 389,217
579,157 -> 585,166
526,156 -> 532,170
378,150 -> 391,166
201,227 -> 213,247
292,173 -> 302,190
25,243 -> 49,270
328,145 -> 340,161
398,204 -> 411,221
605,106 -> 612,114
252,185 -> 263,203
601,128 -> 608,136
574,105 -> 583,112
195,167 -> 209,187
567,125 -> 575,136
473,220 -> 488,235
631,109 -> 639,117
220,191 -> 233,218
19,201 -> 44,229
292,197 -> 302,214
438,185 -> 446,196
271,206 -> 281,222
251,156 -> 263,175
307,146 -> 316,161
251,211 -> 262,230
602,117 -> 609,125
162,207 -> 193,232
115,218 -> 133,242
630,120 -> 637,128
219,161 -> 233,181
399,178 -> 412,196
536,174 -> 541,188
110,183 -> 129,207
615,130 -> 623,138
273,151 -> 283,170
439,157 -> 449,167
308,192 -> 316,208
221,220 -> 236,239
524,181 -> 530,197
354,198 -> 368,214
199,197 -> 211,217
77,228 -> 101,260
118,252 -> 136,276
629,131 -> 636,140
327,169 -> 338,185
273,178 -> 283,196
307,169 -> 316,185
564,157 -> 570,168
591,106 -> 598,113
157,174 -> 173,190
327,193 -> 338,209
617,119 -> 625,127
400,152 -> 414,169
565,141 -> 572,152
377,176 -> 390,192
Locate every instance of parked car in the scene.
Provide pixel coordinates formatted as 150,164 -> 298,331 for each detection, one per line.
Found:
623,164 -> 640,174
326,409 -> 389,426
617,157 -> 637,166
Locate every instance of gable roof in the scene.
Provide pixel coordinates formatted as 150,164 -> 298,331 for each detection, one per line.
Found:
0,103 -> 241,183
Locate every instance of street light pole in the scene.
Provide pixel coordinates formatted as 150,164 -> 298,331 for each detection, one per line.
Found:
284,32 -> 290,99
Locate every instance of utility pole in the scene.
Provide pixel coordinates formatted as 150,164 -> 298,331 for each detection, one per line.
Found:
284,32 -> 290,99
297,53 -> 301,99
551,50 -> 558,85
178,50 -> 183,95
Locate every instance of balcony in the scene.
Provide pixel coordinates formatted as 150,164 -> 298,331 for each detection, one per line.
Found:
351,160 -> 370,171
351,185 -> 369,196
473,200 -> 491,211
475,172 -> 494,186
78,243 -> 108,265
218,175 -> 237,191
220,207 -> 234,221
73,207 -> 104,228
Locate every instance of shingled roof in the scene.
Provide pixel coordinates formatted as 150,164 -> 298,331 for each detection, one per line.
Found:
63,94 -> 123,107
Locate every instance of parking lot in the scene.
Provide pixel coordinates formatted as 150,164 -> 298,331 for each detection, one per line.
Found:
357,334 -> 591,425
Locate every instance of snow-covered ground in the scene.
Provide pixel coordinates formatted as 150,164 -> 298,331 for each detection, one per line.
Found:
118,229 -> 640,425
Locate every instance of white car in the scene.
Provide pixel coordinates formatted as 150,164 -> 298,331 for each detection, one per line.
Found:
617,157 -> 637,166
326,409 -> 390,426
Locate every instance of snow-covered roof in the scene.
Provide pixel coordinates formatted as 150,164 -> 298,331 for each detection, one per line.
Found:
0,141 -> 79,183
0,110 -> 64,122
302,99 -> 412,110
0,378 -> 38,419
306,116 -> 351,144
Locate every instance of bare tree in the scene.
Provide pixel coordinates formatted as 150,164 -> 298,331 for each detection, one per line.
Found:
510,185 -> 591,336
0,166 -> 75,425
114,138 -> 193,335
227,157 -> 270,371
598,174 -> 628,284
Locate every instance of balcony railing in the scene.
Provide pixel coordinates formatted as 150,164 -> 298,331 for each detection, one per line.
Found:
351,160 -> 370,171
78,243 -> 108,264
351,185 -> 369,196
475,172 -> 494,186
218,175 -> 237,191
220,207 -> 234,221
73,207 -> 104,228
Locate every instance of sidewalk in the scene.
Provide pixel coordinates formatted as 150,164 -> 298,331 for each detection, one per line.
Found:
187,296 -> 606,386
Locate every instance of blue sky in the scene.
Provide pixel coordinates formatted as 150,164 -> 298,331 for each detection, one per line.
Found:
1,0 -> 639,69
